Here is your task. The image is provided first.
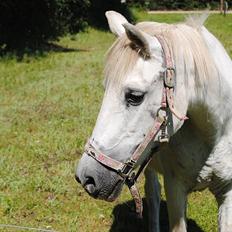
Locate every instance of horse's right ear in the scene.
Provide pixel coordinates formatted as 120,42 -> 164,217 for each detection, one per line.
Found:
105,11 -> 128,37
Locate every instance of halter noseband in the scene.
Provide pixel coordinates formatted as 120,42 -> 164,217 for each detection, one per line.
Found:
84,35 -> 188,218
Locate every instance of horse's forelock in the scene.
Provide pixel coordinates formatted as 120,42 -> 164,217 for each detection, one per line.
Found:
104,35 -> 139,89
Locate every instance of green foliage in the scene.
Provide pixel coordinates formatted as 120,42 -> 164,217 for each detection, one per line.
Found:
149,0 -> 204,10
0,0 -> 231,52
88,0 -> 134,29
130,0 -> 232,10
54,0 -> 90,33
0,0 -> 133,51
0,0 -> 90,50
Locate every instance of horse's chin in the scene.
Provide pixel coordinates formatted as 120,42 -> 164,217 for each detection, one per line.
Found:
99,179 -> 124,202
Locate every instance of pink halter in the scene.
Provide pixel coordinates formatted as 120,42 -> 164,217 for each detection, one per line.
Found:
84,35 -> 188,218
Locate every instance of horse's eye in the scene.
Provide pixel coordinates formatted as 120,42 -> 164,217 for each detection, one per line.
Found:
125,91 -> 145,106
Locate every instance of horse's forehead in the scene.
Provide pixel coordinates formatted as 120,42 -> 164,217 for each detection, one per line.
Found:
124,57 -> 162,86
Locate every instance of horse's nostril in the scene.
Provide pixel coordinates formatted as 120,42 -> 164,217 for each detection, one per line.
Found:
84,176 -> 99,197
75,174 -> 81,184
85,176 -> 95,186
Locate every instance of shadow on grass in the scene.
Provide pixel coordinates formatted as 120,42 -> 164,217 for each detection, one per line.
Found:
110,199 -> 204,232
0,42 -> 89,61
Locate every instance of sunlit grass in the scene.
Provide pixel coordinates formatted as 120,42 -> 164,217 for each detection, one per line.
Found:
0,10 -> 231,232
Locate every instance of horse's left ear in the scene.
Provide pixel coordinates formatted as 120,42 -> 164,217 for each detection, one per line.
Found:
105,11 -> 128,37
123,23 -> 160,58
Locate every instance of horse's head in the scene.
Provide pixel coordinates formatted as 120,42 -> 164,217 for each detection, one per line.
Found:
75,11 -> 187,201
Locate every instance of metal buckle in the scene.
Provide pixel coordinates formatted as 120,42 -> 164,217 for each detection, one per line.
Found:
158,134 -> 169,143
164,67 -> 175,88
85,143 -> 99,160
157,113 -> 169,143
120,159 -> 136,177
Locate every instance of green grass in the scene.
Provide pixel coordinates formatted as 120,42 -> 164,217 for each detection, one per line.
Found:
0,10 -> 231,232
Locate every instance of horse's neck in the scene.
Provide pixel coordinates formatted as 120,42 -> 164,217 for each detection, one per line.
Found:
188,27 -> 232,142
201,27 -> 232,87
202,26 -> 232,116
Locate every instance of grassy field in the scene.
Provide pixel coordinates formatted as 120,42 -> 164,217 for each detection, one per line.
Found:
0,10 -> 231,232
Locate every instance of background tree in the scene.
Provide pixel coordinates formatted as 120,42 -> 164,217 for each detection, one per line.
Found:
0,0 -> 89,50
88,0 -> 133,29
0,0 -> 230,52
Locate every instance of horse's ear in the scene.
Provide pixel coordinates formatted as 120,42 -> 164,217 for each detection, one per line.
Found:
105,11 -> 128,37
123,23 -> 159,58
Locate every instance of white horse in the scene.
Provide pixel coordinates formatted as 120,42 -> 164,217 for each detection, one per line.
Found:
76,11 -> 232,232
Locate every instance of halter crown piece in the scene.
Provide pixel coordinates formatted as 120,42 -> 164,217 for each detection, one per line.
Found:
84,35 -> 188,218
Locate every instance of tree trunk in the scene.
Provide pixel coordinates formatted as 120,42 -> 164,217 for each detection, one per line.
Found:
220,0 -> 224,13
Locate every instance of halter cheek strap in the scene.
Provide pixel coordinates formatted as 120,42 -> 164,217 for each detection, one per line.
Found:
84,35 -> 188,218
156,35 -> 189,121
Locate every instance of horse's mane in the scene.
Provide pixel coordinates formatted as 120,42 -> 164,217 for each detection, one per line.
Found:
104,16 -> 218,94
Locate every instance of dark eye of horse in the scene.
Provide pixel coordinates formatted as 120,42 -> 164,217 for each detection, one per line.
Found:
125,91 -> 145,106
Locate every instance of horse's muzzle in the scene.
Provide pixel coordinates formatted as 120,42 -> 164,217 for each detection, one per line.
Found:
75,152 -> 123,201
75,173 -> 99,198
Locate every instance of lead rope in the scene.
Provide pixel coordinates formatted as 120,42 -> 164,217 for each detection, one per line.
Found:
126,144 -> 159,218
125,119 -> 166,218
